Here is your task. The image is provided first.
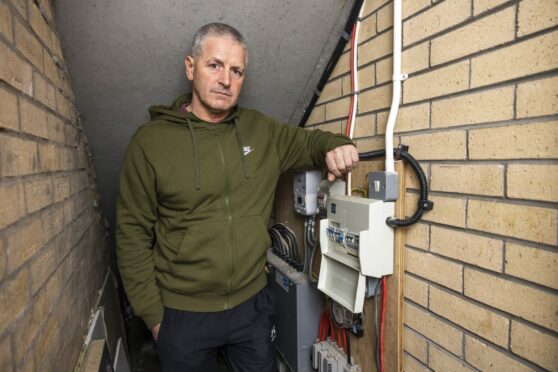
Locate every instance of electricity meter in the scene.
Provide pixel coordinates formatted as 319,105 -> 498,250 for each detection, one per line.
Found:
293,170 -> 322,216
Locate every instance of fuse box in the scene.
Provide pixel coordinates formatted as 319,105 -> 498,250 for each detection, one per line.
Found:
318,195 -> 394,313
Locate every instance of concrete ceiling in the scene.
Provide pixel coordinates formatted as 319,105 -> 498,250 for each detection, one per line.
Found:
54,0 -> 353,229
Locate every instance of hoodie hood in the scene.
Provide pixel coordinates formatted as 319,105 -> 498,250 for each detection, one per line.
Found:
148,93 -> 247,190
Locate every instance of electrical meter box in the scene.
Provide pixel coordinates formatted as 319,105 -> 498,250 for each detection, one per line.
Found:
267,250 -> 323,372
318,195 -> 394,313
293,170 -> 322,216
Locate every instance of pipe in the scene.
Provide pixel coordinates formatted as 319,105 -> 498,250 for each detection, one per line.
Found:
384,0 -> 405,173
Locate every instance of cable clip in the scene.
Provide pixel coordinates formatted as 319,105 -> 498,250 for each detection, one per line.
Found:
341,31 -> 351,41
313,88 -> 322,97
352,90 -> 360,96
395,144 -> 409,158
392,73 -> 408,81
418,199 -> 434,211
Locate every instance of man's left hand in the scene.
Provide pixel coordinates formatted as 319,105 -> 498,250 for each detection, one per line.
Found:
325,144 -> 359,182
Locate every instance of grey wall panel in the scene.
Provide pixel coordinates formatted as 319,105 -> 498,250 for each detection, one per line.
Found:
54,0 -> 352,230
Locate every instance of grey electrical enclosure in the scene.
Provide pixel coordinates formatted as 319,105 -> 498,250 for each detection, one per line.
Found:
267,250 -> 324,372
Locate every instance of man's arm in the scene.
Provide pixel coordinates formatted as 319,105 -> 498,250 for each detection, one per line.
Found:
116,136 -> 164,332
272,121 -> 358,176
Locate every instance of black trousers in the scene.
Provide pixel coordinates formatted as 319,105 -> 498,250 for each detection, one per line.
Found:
157,287 -> 276,372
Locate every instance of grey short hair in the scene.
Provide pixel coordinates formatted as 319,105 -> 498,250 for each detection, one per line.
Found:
191,23 -> 247,61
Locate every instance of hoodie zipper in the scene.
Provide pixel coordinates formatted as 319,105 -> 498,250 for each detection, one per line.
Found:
214,128 -> 234,310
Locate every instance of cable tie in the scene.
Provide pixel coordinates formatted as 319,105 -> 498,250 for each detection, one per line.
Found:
341,31 -> 351,41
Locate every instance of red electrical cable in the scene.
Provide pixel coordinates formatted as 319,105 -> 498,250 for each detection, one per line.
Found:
318,311 -> 324,341
380,276 -> 387,372
337,325 -> 342,348
345,23 -> 357,137
321,309 -> 329,341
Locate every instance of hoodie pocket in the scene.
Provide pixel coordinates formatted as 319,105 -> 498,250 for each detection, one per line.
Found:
168,219 -> 230,293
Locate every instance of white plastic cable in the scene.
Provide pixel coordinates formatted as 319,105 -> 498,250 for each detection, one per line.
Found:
346,1 -> 365,196
385,0 -> 404,173
348,4 -> 364,141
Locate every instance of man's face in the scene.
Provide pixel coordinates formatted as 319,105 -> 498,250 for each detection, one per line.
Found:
185,35 -> 246,122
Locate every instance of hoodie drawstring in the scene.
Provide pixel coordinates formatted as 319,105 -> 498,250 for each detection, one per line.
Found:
186,119 -> 201,190
233,117 -> 250,180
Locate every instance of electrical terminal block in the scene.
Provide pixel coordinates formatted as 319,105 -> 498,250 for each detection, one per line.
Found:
313,338 -> 361,372
312,341 -> 325,370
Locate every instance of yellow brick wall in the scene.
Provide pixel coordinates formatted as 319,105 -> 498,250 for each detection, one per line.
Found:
306,0 -> 558,370
0,1 -> 110,371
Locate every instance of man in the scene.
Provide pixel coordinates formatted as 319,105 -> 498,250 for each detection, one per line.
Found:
116,23 -> 358,371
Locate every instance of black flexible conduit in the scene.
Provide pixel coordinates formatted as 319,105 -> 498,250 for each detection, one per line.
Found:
298,0 -> 365,127
359,145 -> 433,227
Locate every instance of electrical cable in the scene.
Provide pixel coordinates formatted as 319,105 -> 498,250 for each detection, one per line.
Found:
308,240 -> 320,284
305,217 -> 320,283
380,277 -> 387,372
303,218 -> 310,274
345,0 -> 366,195
329,315 -> 335,340
318,309 -> 325,341
345,328 -> 351,365
358,145 -> 433,227
351,187 -> 368,198
268,223 -> 303,270
299,0 -> 365,127
373,278 -> 382,372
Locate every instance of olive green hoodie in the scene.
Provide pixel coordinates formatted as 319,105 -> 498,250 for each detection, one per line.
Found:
116,94 -> 353,328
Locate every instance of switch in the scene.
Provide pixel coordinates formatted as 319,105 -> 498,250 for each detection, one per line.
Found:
373,180 -> 381,192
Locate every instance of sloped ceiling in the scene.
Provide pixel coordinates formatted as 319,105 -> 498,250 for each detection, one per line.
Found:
54,0 -> 353,228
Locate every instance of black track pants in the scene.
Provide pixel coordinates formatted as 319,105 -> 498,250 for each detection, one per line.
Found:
157,287 -> 276,372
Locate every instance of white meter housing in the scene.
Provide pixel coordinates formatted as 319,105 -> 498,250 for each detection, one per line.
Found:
318,195 -> 394,313
293,170 -> 322,216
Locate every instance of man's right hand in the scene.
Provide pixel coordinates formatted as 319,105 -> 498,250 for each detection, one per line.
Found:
151,323 -> 161,341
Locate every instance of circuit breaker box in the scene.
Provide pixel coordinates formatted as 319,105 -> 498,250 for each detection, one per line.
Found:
318,195 -> 394,313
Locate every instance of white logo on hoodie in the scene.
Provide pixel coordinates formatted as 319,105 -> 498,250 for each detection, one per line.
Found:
243,146 -> 254,156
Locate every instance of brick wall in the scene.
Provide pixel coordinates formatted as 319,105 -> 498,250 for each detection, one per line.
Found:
0,0 -> 110,371
306,0 -> 557,370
